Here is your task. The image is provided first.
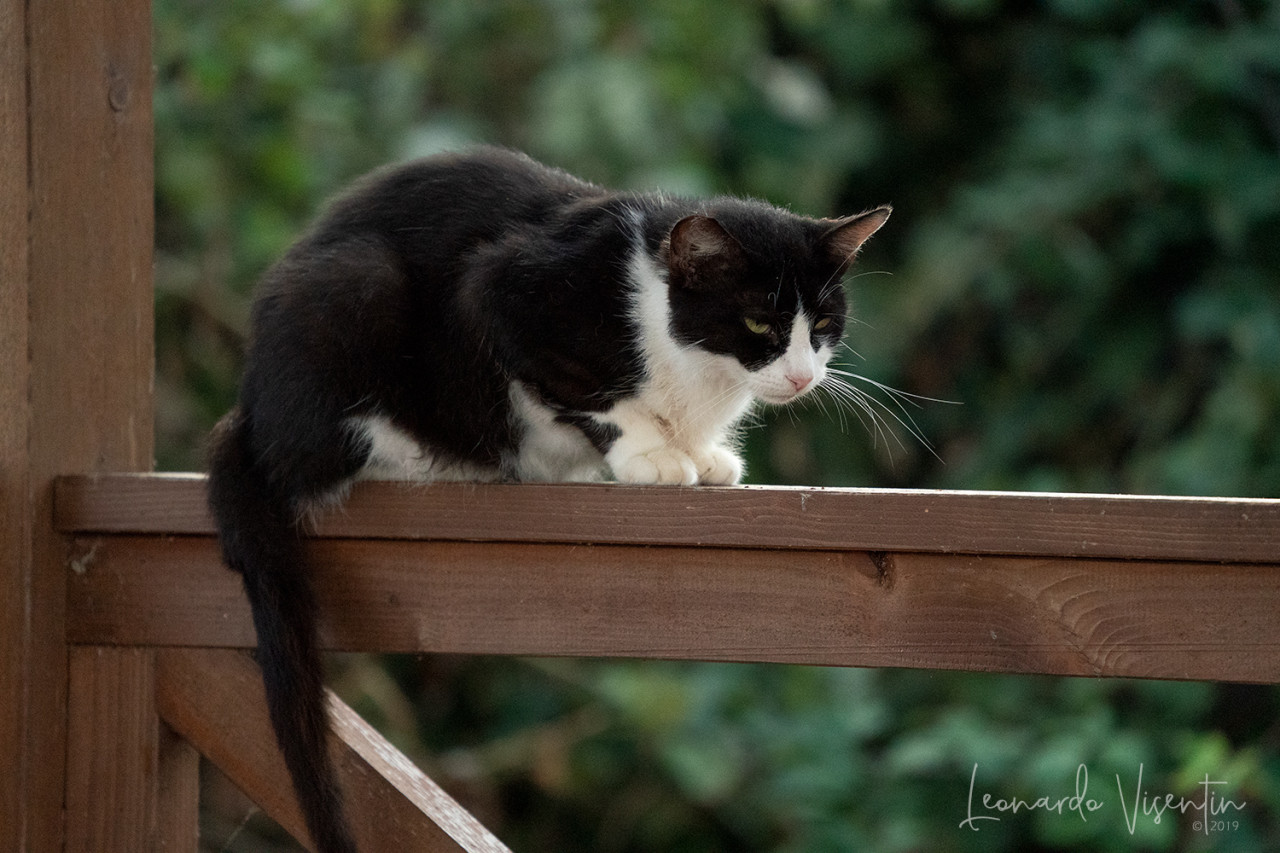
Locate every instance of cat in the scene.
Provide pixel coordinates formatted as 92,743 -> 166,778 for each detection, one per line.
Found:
207,146 -> 889,853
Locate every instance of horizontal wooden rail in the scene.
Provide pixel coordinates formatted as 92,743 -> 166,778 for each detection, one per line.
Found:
55,474 -> 1280,684
57,473 -> 1280,562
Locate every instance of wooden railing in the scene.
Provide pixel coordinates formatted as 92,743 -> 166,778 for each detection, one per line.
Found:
8,1 -> 1280,847
58,474 -> 1280,679
49,472 -> 1280,849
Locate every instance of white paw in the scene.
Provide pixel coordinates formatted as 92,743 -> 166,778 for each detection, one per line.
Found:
691,445 -> 743,485
610,447 -> 699,485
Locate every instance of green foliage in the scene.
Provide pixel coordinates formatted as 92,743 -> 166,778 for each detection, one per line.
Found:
154,1 -> 1280,850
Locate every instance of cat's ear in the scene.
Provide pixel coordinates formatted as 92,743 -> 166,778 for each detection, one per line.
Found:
667,214 -> 747,290
821,205 -> 891,270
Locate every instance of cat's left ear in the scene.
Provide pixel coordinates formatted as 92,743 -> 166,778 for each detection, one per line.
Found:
821,205 -> 892,270
666,214 -> 748,290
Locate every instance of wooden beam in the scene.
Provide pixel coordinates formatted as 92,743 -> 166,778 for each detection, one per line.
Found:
56,473 -> 1280,563
156,724 -> 200,853
67,533 -> 1280,683
0,1 -> 33,846
155,648 -> 511,853
27,2 -> 154,466
4,0 -> 155,849
64,648 -> 159,853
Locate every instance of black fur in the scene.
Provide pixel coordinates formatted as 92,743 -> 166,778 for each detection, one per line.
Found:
207,147 -> 889,852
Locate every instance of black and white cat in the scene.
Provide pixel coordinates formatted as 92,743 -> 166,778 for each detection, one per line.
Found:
207,146 -> 889,853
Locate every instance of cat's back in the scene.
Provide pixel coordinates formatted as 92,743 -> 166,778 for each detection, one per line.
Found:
310,147 -> 606,251
252,147 -> 611,331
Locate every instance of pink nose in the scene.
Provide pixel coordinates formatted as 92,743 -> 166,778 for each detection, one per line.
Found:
786,372 -> 813,393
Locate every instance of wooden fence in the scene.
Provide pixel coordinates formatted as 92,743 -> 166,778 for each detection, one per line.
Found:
45,474 -> 1280,849
4,0 -> 1279,849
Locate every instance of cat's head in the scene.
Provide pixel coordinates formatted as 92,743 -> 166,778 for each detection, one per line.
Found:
663,203 -> 890,404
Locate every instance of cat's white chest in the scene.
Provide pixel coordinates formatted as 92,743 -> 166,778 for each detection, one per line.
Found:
593,361 -> 753,486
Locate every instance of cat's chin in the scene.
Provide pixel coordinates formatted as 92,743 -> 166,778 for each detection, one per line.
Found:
753,386 -> 812,406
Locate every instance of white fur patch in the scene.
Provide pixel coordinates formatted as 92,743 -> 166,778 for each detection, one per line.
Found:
347,414 -> 503,482
347,395 -> 605,486
508,382 -> 608,482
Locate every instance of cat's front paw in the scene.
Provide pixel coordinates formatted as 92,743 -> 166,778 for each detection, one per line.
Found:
691,445 -> 743,486
610,447 -> 700,486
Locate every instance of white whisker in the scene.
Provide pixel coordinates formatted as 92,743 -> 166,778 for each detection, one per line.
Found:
844,269 -> 894,282
812,367 -> 957,463
837,341 -> 866,362
826,368 -> 959,407
823,376 -> 896,452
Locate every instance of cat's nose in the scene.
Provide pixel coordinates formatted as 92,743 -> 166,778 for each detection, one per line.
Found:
786,372 -> 813,393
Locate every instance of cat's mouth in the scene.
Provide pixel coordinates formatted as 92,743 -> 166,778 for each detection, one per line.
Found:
757,386 -> 810,406
753,368 -> 821,406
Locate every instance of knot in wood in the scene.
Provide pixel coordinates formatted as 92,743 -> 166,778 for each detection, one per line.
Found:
107,67 -> 130,112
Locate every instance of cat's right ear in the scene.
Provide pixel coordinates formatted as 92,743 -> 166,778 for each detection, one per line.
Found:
666,215 -> 747,290
821,205 -> 892,271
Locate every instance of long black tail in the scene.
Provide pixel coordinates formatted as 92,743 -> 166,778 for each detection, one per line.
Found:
207,410 -> 358,853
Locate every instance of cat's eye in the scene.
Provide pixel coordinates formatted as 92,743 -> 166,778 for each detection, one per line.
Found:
744,317 -> 771,335
813,317 -> 833,331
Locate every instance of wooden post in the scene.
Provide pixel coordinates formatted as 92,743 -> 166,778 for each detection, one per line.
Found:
1,0 -> 160,849
65,648 -> 160,852
0,0 -> 34,845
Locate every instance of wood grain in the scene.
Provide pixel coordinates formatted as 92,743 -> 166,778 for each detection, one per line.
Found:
0,0 -> 32,841
156,651 -> 305,841
156,648 -> 511,853
69,534 -> 1280,683
65,648 -> 158,853
55,473 -> 1280,563
6,1 -> 155,850
330,690 -> 512,853
156,724 -> 200,853
28,2 -> 155,472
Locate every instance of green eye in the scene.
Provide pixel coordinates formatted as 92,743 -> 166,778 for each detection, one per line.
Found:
813,317 -> 833,331
744,317 -> 771,335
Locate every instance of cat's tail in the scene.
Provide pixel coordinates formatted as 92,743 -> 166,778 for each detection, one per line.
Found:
206,409 -> 358,853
